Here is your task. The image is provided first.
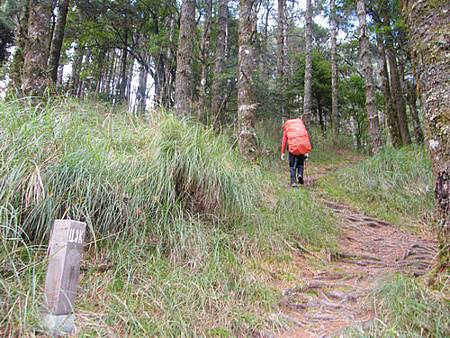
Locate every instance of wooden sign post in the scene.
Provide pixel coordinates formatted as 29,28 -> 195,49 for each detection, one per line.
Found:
42,220 -> 86,335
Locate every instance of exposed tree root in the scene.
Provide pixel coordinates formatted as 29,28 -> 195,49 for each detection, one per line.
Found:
276,197 -> 437,337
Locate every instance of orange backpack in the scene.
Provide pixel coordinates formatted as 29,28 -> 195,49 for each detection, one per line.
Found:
283,119 -> 312,155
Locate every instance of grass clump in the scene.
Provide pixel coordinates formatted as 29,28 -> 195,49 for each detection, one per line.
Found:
343,273 -> 449,337
320,145 -> 433,228
0,98 -> 257,242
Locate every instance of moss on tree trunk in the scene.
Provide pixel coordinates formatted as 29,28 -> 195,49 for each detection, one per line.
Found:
357,0 -> 382,154
22,0 -> 53,98
175,0 -> 196,115
402,0 -> 450,281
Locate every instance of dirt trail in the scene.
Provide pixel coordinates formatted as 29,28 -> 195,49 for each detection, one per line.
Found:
275,165 -> 437,337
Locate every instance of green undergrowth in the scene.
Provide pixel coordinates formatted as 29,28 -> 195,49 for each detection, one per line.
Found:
320,145 -> 434,229
1,99 -> 338,336
343,273 -> 449,337
307,128 -> 356,166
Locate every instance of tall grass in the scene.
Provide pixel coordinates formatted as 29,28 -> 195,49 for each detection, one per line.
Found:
0,98 -> 258,243
343,273 -> 449,337
321,145 -> 434,228
1,98 -> 338,336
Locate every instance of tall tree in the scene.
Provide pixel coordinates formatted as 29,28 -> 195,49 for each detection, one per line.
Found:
118,24 -> 129,103
277,0 -> 287,117
330,0 -> 338,134
375,22 -> 402,147
70,43 -> 84,97
7,4 -> 29,96
237,0 -> 258,159
383,11 -> 411,145
356,0 -> 382,153
401,0 -> 449,273
136,62 -> 147,113
260,0 -> 271,73
198,0 -> 213,115
48,0 -> 70,83
211,0 -> 229,122
211,0 -> 228,123
175,0 -> 196,115
164,13 -> 177,108
406,78 -> 424,143
22,0 -> 53,97
303,0 -> 313,126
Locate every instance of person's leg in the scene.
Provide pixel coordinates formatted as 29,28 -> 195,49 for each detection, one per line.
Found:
297,155 -> 305,184
288,153 -> 297,185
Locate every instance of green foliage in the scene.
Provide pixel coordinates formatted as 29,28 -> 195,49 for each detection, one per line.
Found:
321,145 -> 433,228
0,0 -> 23,27
287,49 -> 332,120
0,0 -> 22,64
344,274 -> 450,337
308,127 -> 356,165
340,74 -> 368,150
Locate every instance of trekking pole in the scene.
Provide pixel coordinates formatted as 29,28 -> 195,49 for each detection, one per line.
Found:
304,157 -> 308,186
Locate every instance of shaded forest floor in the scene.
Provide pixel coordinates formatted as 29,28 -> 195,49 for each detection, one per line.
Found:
269,156 -> 437,337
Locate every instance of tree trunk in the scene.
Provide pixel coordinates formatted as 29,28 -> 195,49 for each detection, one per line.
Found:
113,49 -> 121,99
260,0 -> 270,73
401,0 -> 449,277
330,0 -> 339,135
22,0 -> 53,98
375,28 -> 402,147
119,30 -> 128,103
198,0 -> 213,117
175,0 -> 196,115
317,98 -> 325,132
303,0 -> 313,126
155,53 -> 166,106
237,0 -> 258,159
7,5 -> 29,97
48,0 -> 70,83
79,48 -> 91,97
57,64 -> 64,86
276,0 -> 287,118
71,43 -> 84,97
211,0 -> 229,123
48,2 -> 56,53
94,48 -> 107,95
407,79 -> 424,143
126,57 -> 133,106
103,50 -> 115,97
164,15 -> 177,108
136,63 -> 147,113
356,0 -> 382,154
384,14 -> 411,145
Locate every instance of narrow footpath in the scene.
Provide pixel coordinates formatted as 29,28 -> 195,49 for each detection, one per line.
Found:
275,161 -> 437,337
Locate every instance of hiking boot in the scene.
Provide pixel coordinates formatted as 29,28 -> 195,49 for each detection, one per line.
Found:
298,176 -> 304,185
291,182 -> 299,188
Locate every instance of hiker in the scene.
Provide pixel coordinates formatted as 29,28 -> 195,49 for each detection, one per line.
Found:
281,118 -> 312,187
